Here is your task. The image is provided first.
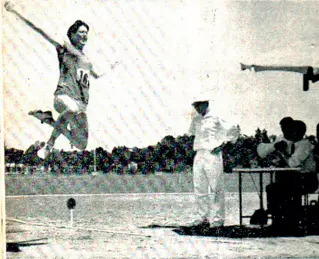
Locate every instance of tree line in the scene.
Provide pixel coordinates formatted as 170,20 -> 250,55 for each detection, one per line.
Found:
4,128 -> 286,174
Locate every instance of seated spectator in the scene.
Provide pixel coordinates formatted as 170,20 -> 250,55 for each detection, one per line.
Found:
262,120 -> 318,230
257,117 -> 295,167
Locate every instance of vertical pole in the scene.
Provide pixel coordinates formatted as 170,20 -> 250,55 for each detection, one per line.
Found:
94,148 -> 97,172
239,172 -> 242,226
70,209 -> 73,228
303,73 -> 309,91
260,172 -> 263,210
260,172 -> 265,228
178,172 -> 182,185
270,172 -> 274,184
270,171 -> 274,224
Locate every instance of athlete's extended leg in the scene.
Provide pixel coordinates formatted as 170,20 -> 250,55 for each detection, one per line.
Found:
48,95 -> 86,147
46,110 -> 76,147
36,95 -> 79,158
33,95 -> 88,157
29,109 -> 80,149
45,111 -> 88,150
35,109 -> 76,158
68,112 -> 88,150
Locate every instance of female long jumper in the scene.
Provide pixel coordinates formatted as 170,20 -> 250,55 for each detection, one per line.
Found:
5,2 -> 118,158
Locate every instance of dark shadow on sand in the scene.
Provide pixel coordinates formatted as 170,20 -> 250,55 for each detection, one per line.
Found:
140,224 -> 180,229
6,238 -> 48,253
173,225 -> 319,238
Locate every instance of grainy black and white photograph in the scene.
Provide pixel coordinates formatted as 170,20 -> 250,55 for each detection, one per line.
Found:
2,0 -> 319,258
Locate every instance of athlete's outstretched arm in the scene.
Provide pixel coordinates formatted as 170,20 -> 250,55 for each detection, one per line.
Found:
4,2 -> 61,48
90,70 -> 103,79
90,61 -> 120,79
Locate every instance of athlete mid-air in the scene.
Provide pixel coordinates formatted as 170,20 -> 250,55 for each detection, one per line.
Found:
5,2 -> 119,158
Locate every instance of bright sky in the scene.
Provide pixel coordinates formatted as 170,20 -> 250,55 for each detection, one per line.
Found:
3,0 -> 319,151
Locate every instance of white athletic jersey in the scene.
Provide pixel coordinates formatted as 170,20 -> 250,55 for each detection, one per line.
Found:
55,43 -> 93,105
188,105 -> 239,151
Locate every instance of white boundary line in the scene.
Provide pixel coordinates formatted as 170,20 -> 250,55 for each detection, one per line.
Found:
6,192 -> 195,198
6,217 -> 248,243
6,217 -> 152,237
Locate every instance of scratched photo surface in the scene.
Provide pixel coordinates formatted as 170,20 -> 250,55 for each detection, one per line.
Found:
3,0 -> 319,258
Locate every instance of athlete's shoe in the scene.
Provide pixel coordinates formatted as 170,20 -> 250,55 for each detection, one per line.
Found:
37,143 -> 53,159
29,110 -> 54,124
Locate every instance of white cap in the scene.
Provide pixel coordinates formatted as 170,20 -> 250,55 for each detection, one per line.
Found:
191,88 -> 218,104
191,96 -> 209,105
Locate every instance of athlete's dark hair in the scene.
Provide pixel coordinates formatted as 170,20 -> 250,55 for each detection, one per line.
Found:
67,20 -> 90,42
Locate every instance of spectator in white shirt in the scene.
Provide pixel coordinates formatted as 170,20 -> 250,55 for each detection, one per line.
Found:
265,120 -> 318,230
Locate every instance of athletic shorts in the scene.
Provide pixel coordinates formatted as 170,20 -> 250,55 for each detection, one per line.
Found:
54,94 -> 87,114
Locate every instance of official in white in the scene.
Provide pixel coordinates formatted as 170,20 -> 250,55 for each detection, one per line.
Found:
187,98 -> 240,231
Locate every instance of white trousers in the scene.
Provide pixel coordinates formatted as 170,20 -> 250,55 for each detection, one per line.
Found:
193,149 -> 225,222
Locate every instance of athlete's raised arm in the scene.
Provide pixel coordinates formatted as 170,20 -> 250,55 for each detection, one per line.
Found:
4,1 -> 61,48
90,61 -> 120,79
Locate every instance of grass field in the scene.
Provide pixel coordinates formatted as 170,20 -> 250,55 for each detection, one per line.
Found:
5,172 -> 273,195
5,173 -> 319,258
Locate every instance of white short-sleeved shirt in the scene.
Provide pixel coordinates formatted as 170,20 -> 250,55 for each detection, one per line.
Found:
188,103 -> 239,151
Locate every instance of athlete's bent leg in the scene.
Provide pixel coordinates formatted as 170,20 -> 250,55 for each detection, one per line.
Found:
69,112 -> 88,150
47,110 -> 76,147
46,95 -> 81,148
37,95 -> 88,158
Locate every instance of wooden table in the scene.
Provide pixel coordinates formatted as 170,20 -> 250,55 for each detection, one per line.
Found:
232,167 -> 301,226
